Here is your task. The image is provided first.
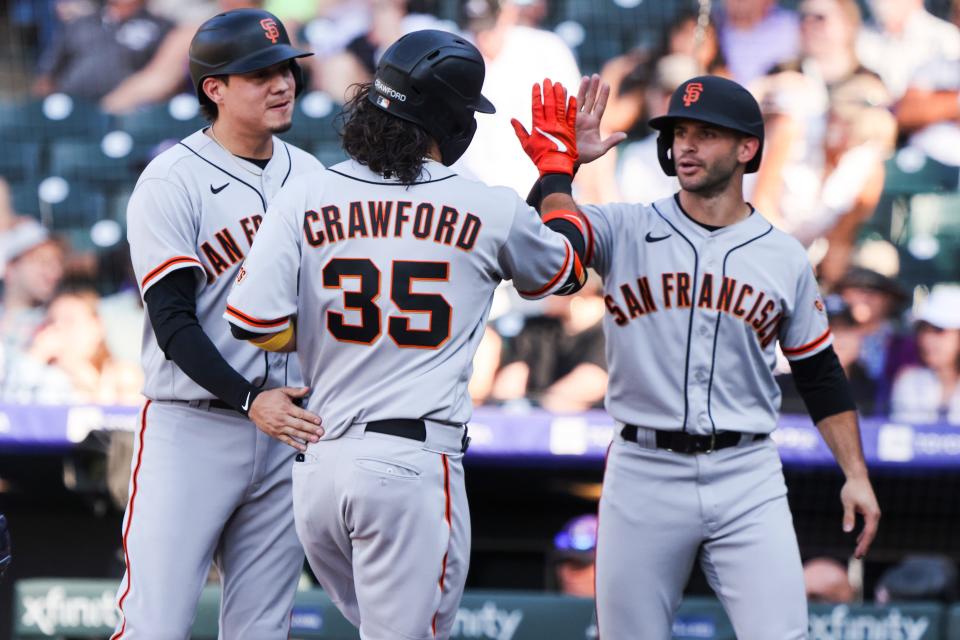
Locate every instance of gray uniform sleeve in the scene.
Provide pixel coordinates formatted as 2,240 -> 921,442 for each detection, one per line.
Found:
498,196 -> 576,300
578,204 -> 621,278
127,178 -> 205,296
779,263 -> 832,361
224,181 -> 304,333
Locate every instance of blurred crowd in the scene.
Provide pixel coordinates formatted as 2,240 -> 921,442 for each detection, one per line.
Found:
0,0 -> 958,422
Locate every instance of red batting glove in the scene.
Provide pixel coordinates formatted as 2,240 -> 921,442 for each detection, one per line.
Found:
511,79 -> 579,177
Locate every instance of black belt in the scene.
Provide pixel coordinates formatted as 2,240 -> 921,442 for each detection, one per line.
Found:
209,399 -> 237,412
620,424 -> 767,454
366,419 -> 470,453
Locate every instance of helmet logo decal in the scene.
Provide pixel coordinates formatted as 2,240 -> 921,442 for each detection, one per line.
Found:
683,82 -> 703,107
260,18 -> 280,44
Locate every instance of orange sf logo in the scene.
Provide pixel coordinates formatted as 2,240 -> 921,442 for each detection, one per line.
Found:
260,18 -> 280,44
683,82 -> 703,107
236,267 -> 247,284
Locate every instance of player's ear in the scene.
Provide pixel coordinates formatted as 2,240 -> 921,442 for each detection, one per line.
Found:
738,136 -> 760,165
202,76 -> 227,107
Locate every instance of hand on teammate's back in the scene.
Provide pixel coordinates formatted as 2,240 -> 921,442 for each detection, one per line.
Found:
574,74 -> 627,165
840,476 -> 881,559
511,78 -> 579,176
249,387 -> 324,452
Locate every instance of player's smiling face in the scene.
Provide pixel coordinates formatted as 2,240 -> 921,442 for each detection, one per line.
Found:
671,119 -> 758,196
219,61 -> 296,134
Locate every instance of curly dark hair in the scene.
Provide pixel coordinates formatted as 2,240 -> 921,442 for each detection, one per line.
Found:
339,83 -> 435,184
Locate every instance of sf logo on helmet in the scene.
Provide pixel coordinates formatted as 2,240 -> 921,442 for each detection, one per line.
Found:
683,82 -> 704,107
260,18 -> 280,44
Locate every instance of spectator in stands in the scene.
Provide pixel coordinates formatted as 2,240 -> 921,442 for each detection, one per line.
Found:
0,220 -> 64,359
857,0 -> 960,100
100,0 -> 262,114
550,514 -> 598,598
491,278 -> 606,413
875,554 -> 959,603
714,0 -> 800,85
457,0 -> 580,197
310,0 -> 452,103
751,67 -> 894,287
836,267 -> 915,414
581,11 -> 727,204
613,54 -> 699,205
803,557 -> 855,603
779,295 -> 877,415
468,326 -> 503,406
32,0 -> 173,101
27,286 -> 143,404
894,47 -> 960,168
891,287 -> 960,425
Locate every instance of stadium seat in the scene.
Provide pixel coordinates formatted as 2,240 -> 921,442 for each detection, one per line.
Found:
48,138 -> 148,185
0,96 -> 108,142
883,154 -> 960,196
113,96 -> 207,143
27,177 -> 109,228
0,142 -> 41,182
284,91 -> 341,151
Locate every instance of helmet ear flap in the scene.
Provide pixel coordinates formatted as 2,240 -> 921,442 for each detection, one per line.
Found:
657,132 -> 677,177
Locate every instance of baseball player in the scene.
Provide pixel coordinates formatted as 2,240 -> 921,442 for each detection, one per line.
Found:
515,74 -> 881,639
113,9 -> 324,639
225,29 -> 587,640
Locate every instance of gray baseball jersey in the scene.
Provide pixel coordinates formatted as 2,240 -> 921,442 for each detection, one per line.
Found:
582,194 -> 831,434
114,129 -> 322,639
225,159 -> 576,436
225,158 -> 575,640
128,129 -> 321,399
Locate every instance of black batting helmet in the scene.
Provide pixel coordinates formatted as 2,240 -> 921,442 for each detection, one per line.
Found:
368,29 -> 495,166
189,9 -> 312,111
649,75 -> 764,176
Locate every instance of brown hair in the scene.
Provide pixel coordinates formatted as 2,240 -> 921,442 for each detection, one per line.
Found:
339,83 -> 435,184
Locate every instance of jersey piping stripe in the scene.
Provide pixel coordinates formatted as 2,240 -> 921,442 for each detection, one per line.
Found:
280,142 -> 293,187
432,454 -> 452,638
782,328 -> 832,356
327,167 -> 456,186
652,203 -> 698,431
225,305 -> 289,329
706,224 -> 774,431
141,256 -> 202,288
178,142 -> 267,211
111,400 -> 151,640
517,241 -> 571,297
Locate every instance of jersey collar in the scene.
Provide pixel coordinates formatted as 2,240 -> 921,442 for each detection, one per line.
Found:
655,193 -> 772,242
331,158 -> 457,184
186,129 -> 283,177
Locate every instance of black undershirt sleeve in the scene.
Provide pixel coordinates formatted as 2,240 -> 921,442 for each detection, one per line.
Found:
787,345 -> 856,423
143,268 -> 261,414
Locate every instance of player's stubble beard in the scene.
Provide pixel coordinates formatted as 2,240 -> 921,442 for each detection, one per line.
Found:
677,152 -> 740,199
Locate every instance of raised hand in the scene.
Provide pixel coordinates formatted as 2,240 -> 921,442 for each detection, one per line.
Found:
511,78 -> 579,176
575,74 -> 627,165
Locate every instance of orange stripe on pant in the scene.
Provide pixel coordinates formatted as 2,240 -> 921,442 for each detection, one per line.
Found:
432,454 -> 452,637
111,400 -> 151,640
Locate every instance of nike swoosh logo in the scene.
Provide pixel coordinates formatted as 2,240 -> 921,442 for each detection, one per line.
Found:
241,391 -> 251,412
210,183 -> 229,194
645,232 -> 671,243
535,127 -> 567,153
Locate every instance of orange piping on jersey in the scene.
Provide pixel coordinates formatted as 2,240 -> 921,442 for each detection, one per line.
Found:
225,305 -> 289,329
782,328 -> 832,356
111,400 -> 152,640
543,209 -> 591,263
518,241 -> 571,297
432,454 -> 452,637
141,256 -> 202,288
